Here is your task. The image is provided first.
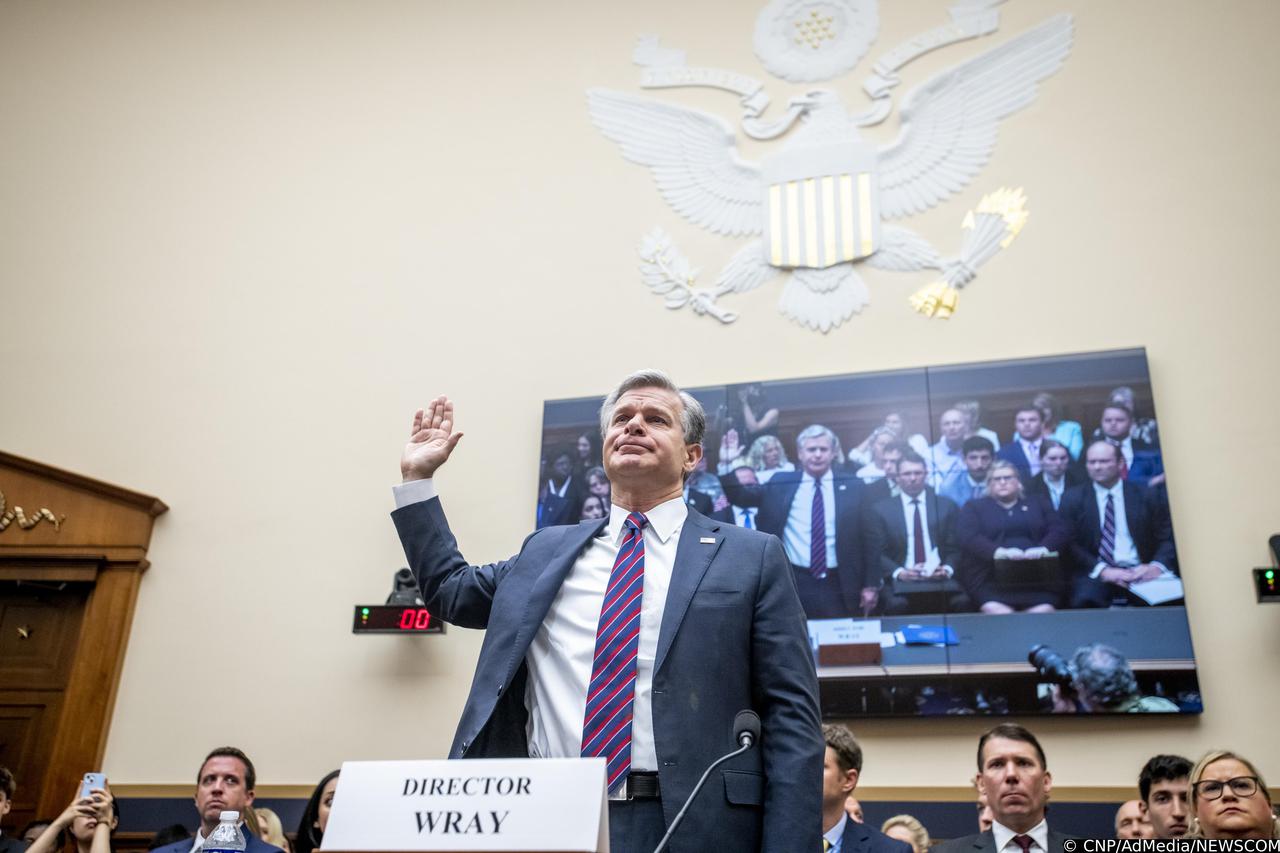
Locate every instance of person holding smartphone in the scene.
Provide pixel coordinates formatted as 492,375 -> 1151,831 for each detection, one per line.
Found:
26,777 -> 117,853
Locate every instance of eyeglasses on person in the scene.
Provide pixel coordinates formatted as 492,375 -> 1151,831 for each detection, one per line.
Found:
1194,776 -> 1259,800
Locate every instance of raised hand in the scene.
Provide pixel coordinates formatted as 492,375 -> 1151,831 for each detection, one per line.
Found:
401,396 -> 464,482
720,428 -> 741,461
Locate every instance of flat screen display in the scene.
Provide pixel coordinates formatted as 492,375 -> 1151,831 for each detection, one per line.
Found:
536,348 -> 1201,716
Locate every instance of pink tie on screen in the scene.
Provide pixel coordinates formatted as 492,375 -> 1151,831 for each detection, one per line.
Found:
581,511 -> 647,794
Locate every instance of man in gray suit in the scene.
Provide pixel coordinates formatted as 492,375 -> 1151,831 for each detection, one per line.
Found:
937,724 -> 1073,853
392,370 -> 822,853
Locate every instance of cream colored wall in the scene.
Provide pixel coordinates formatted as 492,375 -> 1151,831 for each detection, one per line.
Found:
2,0 -> 1278,791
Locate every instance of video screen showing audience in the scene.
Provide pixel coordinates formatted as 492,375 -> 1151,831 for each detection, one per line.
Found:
537,348 -> 1201,718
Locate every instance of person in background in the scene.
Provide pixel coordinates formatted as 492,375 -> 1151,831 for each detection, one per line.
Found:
996,405 -> 1048,481
929,409 -> 969,492
1098,387 -> 1159,446
150,747 -> 281,853
821,725 -> 911,853
882,815 -> 931,853
1026,441 -> 1081,510
977,797 -> 995,833
537,447 -> 581,528
573,432 -> 601,477
720,432 -> 794,481
1187,751 -> 1279,840
955,400 -> 1001,451
25,782 -> 116,853
1032,393 -> 1083,460
22,820 -> 59,847
1051,644 -> 1178,714
1139,754 -> 1192,838
0,767 -> 22,853
584,466 -> 610,508
1096,404 -> 1164,488
1114,800 -> 1153,839
863,442 -> 905,506
855,429 -> 897,484
579,493 -> 607,521
846,796 -> 864,824
937,723 -> 1073,853
251,809 -> 290,853
955,461 -> 1068,614
940,436 -> 995,508
294,770 -> 339,853
727,383 -> 779,449
727,466 -> 761,529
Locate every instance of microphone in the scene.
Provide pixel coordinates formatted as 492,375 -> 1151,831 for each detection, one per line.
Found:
1269,534 -> 1280,566
652,710 -> 760,853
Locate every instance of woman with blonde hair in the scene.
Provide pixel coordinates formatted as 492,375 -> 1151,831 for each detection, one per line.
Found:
1187,750 -> 1278,839
881,814 -> 930,853
252,808 -> 291,853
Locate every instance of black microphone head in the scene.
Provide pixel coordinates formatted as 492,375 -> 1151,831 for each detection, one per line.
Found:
733,710 -> 761,746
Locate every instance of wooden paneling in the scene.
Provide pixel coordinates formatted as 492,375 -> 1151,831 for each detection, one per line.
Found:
0,689 -> 63,832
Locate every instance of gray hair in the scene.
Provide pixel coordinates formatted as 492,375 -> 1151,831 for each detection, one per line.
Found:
1072,643 -> 1138,709
795,424 -> 845,464
598,369 -> 706,446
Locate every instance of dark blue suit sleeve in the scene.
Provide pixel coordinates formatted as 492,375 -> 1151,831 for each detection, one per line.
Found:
391,496 -> 532,630
751,534 -> 824,850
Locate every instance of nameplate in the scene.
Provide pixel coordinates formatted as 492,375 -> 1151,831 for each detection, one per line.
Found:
322,758 -> 609,853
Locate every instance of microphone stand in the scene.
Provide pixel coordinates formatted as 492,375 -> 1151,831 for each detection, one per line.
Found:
650,740 -> 753,853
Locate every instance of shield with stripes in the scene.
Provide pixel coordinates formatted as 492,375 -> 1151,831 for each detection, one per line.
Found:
761,140 -> 880,269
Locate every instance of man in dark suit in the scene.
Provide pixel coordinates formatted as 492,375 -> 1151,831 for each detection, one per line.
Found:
1025,440 -> 1082,510
1096,404 -> 1163,488
392,373 -> 822,853
995,405 -> 1047,483
861,442 -> 904,507
150,748 -> 282,853
720,424 -> 867,619
822,725 -> 911,853
1058,441 -> 1177,608
937,724 -> 1073,853
861,453 -> 967,615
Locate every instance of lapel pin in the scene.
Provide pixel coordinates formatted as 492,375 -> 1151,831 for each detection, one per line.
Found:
700,537 -> 716,544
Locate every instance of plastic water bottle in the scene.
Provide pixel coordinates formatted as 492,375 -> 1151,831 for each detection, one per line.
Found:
204,811 -> 247,853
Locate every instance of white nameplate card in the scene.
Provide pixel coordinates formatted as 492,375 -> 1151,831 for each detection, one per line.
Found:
322,757 -> 609,853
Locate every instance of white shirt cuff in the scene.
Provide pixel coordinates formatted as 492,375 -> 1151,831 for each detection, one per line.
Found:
1090,561 -> 1107,579
393,478 -> 437,509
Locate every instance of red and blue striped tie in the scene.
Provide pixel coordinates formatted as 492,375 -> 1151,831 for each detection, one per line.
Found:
582,511 -> 647,794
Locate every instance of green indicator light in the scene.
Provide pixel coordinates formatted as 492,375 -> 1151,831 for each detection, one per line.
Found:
1267,570 -> 1275,581
362,607 -> 370,615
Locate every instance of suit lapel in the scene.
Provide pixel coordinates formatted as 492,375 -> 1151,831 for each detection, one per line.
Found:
654,510 -> 723,674
505,518 -> 607,682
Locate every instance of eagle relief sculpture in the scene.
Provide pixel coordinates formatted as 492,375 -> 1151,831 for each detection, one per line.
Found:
586,0 -> 1073,330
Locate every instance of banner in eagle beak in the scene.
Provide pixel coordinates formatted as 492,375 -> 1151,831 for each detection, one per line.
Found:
762,140 -> 881,270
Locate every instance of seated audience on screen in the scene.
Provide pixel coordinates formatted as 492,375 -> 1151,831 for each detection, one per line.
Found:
1095,386 -> 1159,446
536,447 -> 581,528
937,724 -> 1072,853
1096,404 -> 1164,488
929,408 -> 969,491
685,457 -> 733,522
996,405 -> 1048,480
26,781 -> 116,853
1027,440 -> 1082,510
1059,441 -> 1177,609
294,770 -> 340,853
855,428 -> 897,484
956,461 -> 1068,614
719,431 -> 794,481
726,465 -> 761,529
862,453 -> 966,615
572,431 -> 601,477
151,747 -> 281,853
851,412 -> 930,466
863,442 -> 905,506
1033,392 -> 1083,459
1051,644 -> 1178,714
584,465 -> 610,508
251,809 -> 290,853
882,815 -> 931,853
1188,751 -> 1279,840
940,436 -> 995,507
1115,800 -> 1153,839
579,493 -> 606,520
822,725 -> 912,853
147,827 -> 192,851
720,425 -> 866,619
955,399 -> 1001,451
1139,754 -> 1193,838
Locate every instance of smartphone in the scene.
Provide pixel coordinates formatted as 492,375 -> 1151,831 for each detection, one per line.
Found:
79,772 -> 106,800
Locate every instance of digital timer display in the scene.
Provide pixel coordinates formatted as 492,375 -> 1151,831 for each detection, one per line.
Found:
352,605 -> 447,634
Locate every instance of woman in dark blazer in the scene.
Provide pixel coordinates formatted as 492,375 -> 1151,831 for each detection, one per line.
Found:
956,460 -> 1069,613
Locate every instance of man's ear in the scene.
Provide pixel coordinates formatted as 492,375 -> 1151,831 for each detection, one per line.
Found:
684,442 -> 703,473
245,790 -> 256,807
844,767 -> 860,796
1043,771 -> 1053,798
0,796 -> 10,818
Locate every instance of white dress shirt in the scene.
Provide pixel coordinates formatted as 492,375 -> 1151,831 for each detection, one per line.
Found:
1016,436 -> 1043,476
783,470 -> 837,571
992,818 -> 1048,853
892,491 -> 951,576
392,480 -> 682,772
1116,434 -> 1134,467
733,505 -> 756,529
929,440 -> 965,488
1042,474 -> 1066,509
823,813 -> 848,852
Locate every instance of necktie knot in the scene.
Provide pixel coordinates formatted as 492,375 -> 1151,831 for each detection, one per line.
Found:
911,497 -> 920,505
624,512 -> 648,533
1012,835 -> 1034,853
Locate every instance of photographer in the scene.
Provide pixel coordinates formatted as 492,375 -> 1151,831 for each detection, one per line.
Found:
26,781 -> 116,853
1038,643 -> 1179,713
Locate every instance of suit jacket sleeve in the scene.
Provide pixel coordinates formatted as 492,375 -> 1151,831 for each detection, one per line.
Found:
1059,489 -> 1098,574
864,504 -> 897,586
1033,496 -> 1069,551
936,497 -> 961,567
752,534 -> 824,850
391,496 -> 530,630
720,472 -> 765,508
1144,487 -> 1178,572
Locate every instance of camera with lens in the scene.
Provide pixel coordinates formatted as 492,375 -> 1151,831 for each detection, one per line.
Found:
1028,644 -> 1074,686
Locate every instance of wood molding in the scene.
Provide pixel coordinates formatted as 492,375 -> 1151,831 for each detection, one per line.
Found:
0,452 -> 168,517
